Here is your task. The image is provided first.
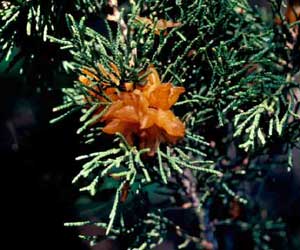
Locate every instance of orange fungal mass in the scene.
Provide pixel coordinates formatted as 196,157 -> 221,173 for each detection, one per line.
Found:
285,0 -> 300,23
101,66 -> 185,155
135,16 -> 181,35
78,64 -> 185,155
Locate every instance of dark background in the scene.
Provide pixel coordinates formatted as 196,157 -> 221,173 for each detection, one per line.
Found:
0,80 -> 86,249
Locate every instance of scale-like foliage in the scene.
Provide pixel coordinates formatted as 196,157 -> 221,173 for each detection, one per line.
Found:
0,0 -> 105,86
3,0 -> 296,249
49,1 -> 300,249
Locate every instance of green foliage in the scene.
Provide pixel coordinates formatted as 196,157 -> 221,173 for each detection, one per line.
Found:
3,0 -> 298,249
0,0 -> 105,85
49,0 -> 300,248
52,0 -> 299,249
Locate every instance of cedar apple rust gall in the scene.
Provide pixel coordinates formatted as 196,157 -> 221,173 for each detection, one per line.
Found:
79,64 -> 185,156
